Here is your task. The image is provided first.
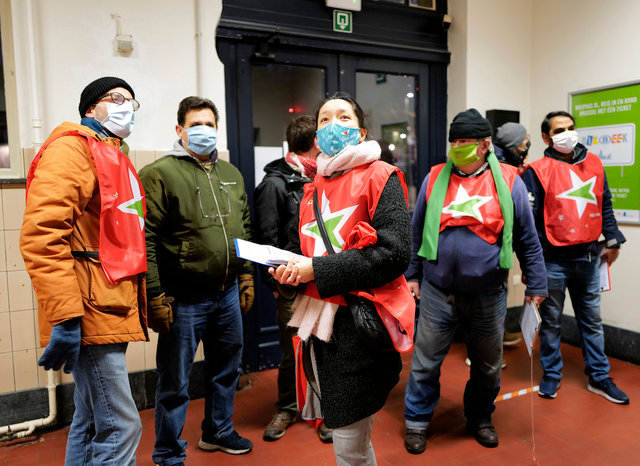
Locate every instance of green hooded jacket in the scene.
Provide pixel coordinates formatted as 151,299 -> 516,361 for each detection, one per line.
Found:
138,140 -> 253,297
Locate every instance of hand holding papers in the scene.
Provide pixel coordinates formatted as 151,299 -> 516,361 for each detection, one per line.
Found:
520,299 -> 542,357
596,243 -> 612,292
234,238 -> 305,267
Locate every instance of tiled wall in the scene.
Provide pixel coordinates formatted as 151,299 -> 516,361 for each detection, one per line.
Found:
0,148 -> 231,396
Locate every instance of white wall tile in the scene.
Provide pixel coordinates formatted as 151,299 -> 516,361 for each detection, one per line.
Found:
2,187 -> 26,231
10,309 -> 36,352
13,349 -> 38,391
0,352 -> 15,393
5,229 -> 25,270
0,312 -> 11,353
144,332 -> 158,370
7,270 -> 34,311
125,341 -> 145,373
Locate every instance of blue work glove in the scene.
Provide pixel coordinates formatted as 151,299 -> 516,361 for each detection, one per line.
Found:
38,318 -> 81,374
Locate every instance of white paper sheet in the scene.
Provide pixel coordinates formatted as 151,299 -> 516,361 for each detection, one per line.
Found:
234,238 -> 305,267
520,300 -> 542,358
596,244 -> 612,292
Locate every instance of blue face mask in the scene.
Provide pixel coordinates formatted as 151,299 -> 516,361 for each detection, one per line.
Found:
316,122 -> 361,156
184,125 -> 217,156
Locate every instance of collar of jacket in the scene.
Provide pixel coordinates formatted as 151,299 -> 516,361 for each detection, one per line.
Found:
544,142 -> 587,164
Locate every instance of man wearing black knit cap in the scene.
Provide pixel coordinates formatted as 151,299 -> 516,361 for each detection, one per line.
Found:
21,76 -> 146,465
403,108 -> 547,453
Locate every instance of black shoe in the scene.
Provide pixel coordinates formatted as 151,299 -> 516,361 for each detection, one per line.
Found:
466,421 -> 498,448
404,428 -> 427,454
588,377 -> 630,404
198,430 -> 253,455
318,424 -> 333,443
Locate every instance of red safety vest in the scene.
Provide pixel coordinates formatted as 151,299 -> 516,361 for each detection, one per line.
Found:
529,153 -> 604,246
426,163 -> 518,244
298,161 -> 414,352
26,131 -> 147,283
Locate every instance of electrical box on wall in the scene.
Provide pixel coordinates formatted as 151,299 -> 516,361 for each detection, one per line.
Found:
325,0 -> 361,12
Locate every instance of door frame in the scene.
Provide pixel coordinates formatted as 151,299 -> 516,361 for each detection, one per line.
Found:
217,39 -> 448,373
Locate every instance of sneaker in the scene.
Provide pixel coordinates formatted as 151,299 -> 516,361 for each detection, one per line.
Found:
199,430 -> 253,455
404,428 -> 427,454
503,331 -> 523,346
538,376 -> 560,399
318,424 -> 333,443
263,411 -> 297,441
466,421 -> 498,448
587,377 -> 630,404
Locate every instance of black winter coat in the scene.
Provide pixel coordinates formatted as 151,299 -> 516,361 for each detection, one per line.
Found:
253,158 -> 309,291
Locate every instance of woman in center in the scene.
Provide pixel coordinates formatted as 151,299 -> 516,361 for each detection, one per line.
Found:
270,92 -> 415,465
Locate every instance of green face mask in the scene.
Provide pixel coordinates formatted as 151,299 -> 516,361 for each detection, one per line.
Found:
448,143 -> 480,167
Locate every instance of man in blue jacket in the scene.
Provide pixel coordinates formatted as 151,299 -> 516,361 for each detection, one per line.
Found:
522,111 -> 628,404
404,109 -> 547,454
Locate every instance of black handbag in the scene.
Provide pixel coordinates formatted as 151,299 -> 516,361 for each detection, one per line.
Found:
312,188 -> 395,352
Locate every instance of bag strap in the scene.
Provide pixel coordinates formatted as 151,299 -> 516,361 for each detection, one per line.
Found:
313,188 -> 336,256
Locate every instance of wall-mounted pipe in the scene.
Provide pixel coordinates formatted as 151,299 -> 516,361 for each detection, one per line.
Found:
25,0 -> 43,146
196,0 -> 204,96
0,370 -> 58,441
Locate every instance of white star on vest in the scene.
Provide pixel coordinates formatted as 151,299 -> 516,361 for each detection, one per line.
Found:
442,185 -> 493,223
556,170 -> 597,219
117,169 -> 145,230
300,191 -> 358,256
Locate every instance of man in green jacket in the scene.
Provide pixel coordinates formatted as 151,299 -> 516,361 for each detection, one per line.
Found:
139,96 -> 255,464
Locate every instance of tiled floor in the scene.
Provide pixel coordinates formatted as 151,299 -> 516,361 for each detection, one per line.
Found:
2,339 -> 640,465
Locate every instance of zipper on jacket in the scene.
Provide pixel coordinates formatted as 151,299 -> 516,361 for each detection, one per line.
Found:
201,163 -> 231,290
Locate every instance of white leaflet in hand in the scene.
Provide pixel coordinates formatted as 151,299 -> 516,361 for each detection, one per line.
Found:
234,238 -> 305,267
520,300 -> 542,358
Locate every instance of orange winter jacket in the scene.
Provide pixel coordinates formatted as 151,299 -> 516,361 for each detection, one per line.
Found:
20,122 -> 148,347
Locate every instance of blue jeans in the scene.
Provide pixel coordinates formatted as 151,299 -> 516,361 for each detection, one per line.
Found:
153,284 -> 243,466
65,343 -> 142,466
405,280 -> 506,429
539,260 -> 610,382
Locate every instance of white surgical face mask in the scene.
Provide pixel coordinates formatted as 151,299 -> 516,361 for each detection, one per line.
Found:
101,101 -> 135,138
551,130 -> 578,154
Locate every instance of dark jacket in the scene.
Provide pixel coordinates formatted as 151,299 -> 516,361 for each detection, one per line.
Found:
405,162 -> 548,297
253,158 -> 309,291
288,171 -> 411,428
521,143 -> 626,262
494,140 -> 523,168
138,140 -> 253,298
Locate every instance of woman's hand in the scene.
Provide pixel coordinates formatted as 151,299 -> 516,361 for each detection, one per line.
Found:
269,258 -> 315,286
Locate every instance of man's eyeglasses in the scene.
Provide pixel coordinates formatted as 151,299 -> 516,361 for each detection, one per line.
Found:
98,92 -> 140,111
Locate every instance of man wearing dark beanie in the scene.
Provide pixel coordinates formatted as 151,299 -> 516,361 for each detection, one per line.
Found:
403,108 -> 547,453
494,122 -> 531,174
20,77 -> 147,465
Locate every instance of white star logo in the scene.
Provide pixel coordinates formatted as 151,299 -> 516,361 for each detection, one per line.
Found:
300,191 -> 358,256
117,169 -> 145,230
556,171 -> 597,219
442,185 -> 493,223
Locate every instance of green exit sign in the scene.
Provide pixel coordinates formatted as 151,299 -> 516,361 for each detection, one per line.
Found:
333,10 -> 353,34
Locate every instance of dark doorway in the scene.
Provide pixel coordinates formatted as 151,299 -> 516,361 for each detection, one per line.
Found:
217,2 -> 449,374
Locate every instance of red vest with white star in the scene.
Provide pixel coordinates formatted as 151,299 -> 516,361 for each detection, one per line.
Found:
529,152 -> 604,246
298,161 -> 415,352
26,131 -> 147,283
426,163 -> 518,244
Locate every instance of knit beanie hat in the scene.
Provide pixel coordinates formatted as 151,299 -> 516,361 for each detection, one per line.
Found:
448,108 -> 493,142
78,77 -> 135,117
496,122 -> 527,149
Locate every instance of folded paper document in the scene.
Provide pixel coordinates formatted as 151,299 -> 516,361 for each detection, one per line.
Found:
520,300 -> 541,358
234,238 -> 305,267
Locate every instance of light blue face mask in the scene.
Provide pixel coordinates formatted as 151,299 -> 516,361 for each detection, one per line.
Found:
316,122 -> 361,156
184,125 -> 217,156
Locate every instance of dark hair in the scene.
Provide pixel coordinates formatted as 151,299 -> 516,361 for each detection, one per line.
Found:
541,111 -> 575,135
177,96 -> 219,127
286,115 -> 316,154
314,92 -> 371,140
